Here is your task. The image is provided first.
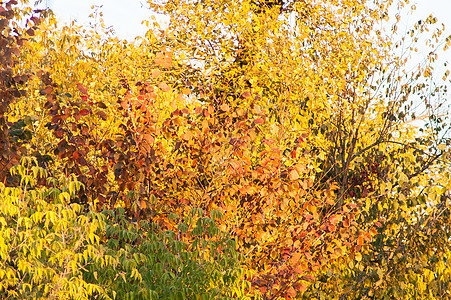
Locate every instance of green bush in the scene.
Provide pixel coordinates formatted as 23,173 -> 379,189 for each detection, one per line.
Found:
0,157 -> 247,299
96,207 -> 247,300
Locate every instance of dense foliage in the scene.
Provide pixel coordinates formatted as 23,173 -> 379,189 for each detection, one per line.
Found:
1,0 -> 451,299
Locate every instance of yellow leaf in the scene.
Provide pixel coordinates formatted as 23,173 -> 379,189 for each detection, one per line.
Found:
355,252 -> 362,262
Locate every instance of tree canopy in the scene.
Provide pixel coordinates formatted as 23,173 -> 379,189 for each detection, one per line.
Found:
1,0 -> 451,299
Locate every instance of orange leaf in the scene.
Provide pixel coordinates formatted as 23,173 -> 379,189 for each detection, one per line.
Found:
140,199 -> 147,209
326,197 -> 335,205
182,131 -> 193,141
152,69 -> 161,78
220,103 -> 230,112
120,100 -> 129,110
182,87 -> 191,95
301,274 -> 315,282
298,282 -> 308,292
294,163 -> 306,173
143,134 -> 155,144
289,169 -> 300,180
290,252 -> 302,265
162,56 -> 173,68
202,119 -> 209,133
230,161 -> 241,170
343,217 -> 350,227
329,215 -> 341,225
40,86 -> 53,95
357,235 -> 364,245
158,82 -> 170,92
286,286 -> 296,297
241,91 -> 251,98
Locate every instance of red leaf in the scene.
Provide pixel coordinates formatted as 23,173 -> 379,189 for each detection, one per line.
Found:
79,109 -> 90,116
51,115 -> 60,123
98,194 -> 106,204
76,83 -> 88,94
40,86 -> 53,95
31,16 -> 40,26
96,110 -> 107,120
26,28 -> 35,36
81,126 -> 89,136
55,128 -> 64,138
254,118 -> 264,124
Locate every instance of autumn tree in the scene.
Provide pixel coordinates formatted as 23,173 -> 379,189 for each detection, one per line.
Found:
1,2 -> 246,299
147,0 -> 451,298
2,0 -> 451,299
0,0 -> 43,185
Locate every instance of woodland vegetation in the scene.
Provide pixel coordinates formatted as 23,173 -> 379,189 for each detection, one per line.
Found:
1,0 -> 451,299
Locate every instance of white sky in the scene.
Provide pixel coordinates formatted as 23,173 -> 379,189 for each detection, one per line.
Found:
43,0 -> 153,39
